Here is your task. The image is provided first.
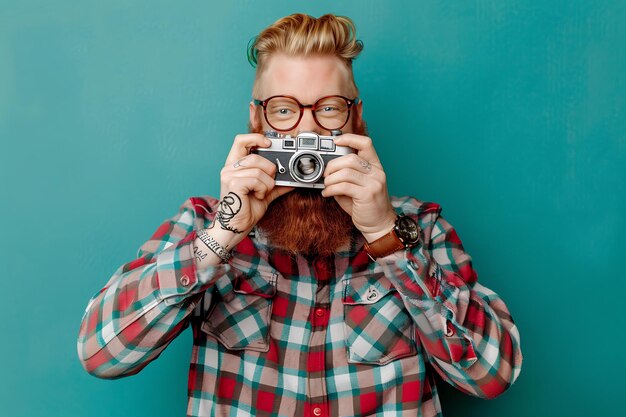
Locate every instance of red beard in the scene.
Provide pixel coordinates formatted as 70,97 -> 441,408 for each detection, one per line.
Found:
257,188 -> 354,256
252,117 -> 368,256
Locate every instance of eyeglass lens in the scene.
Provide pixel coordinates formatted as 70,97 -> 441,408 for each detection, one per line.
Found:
264,96 -> 350,131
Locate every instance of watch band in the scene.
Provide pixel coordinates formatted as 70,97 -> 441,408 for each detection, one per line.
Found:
363,229 -> 405,261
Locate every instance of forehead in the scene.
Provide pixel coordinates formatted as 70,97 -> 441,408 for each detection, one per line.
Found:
257,54 -> 354,101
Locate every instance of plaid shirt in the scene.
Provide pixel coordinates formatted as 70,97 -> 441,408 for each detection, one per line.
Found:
77,195 -> 522,417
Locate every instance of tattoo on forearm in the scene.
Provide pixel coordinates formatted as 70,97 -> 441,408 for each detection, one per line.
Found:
210,192 -> 243,234
193,245 -> 207,263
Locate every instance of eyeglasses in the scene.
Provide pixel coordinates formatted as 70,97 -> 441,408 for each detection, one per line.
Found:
253,95 -> 360,132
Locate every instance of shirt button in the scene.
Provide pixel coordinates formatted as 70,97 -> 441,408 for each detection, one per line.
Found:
315,308 -> 325,317
313,407 -> 323,417
180,275 -> 190,286
445,321 -> 455,336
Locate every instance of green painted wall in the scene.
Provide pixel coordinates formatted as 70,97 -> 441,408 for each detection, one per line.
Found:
1,1 -> 624,416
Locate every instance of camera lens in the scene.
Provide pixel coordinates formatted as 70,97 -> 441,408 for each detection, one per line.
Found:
297,157 -> 316,175
289,152 -> 324,183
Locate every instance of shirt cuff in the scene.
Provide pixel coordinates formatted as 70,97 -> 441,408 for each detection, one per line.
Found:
379,247 -> 478,367
156,230 -> 229,305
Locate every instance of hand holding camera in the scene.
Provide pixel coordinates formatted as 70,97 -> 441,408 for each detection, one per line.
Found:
216,133 -> 294,245
320,133 -> 398,243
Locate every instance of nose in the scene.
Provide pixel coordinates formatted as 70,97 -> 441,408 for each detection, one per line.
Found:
297,108 -> 319,133
295,108 -> 330,136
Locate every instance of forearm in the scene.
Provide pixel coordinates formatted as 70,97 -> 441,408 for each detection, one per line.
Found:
77,232 -> 229,379
192,226 -> 247,270
376,200 -> 522,398
380,247 -> 522,398
77,198 -> 232,379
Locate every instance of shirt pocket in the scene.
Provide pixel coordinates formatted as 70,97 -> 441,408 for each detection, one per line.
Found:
201,267 -> 277,352
342,272 -> 417,365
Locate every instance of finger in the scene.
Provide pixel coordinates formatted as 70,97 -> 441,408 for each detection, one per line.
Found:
228,176 -> 271,199
265,185 -> 294,204
230,154 -> 277,177
325,153 -> 377,177
332,133 -> 380,163
225,134 -> 270,165
324,167 -> 369,188
321,182 -> 365,199
228,168 -> 276,193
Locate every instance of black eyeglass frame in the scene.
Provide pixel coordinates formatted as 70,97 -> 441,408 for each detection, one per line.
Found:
253,95 -> 360,132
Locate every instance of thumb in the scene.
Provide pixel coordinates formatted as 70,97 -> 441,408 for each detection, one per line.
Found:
265,185 -> 295,204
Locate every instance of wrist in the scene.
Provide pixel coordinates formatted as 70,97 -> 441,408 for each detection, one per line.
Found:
200,225 -> 247,250
361,213 -> 397,243
363,214 -> 421,261
197,229 -> 232,262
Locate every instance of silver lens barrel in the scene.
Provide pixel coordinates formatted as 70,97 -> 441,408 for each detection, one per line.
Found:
289,151 -> 325,183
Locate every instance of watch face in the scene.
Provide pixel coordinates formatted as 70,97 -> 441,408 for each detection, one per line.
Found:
396,216 -> 420,245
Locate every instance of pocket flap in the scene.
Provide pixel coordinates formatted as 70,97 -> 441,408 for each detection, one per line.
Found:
342,274 -> 396,305
233,269 -> 277,298
200,268 -> 277,352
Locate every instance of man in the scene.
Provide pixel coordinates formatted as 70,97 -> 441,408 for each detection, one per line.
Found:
78,13 -> 522,417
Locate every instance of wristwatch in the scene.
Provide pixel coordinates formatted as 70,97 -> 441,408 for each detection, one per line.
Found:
364,215 -> 420,261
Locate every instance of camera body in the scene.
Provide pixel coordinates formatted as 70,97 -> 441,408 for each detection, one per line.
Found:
253,130 -> 354,189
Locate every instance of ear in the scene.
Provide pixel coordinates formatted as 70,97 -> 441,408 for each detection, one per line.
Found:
353,99 -> 364,130
355,100 -> 363,121
249,101 -> 261,131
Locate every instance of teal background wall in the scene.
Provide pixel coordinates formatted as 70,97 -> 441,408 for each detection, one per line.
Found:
1,0 -> 624,416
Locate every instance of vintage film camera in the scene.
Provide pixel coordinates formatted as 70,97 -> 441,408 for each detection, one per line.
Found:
253,130 -> 354,189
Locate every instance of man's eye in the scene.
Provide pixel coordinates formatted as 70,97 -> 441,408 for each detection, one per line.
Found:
320,106 -> 338,112
275,108 -> 295,115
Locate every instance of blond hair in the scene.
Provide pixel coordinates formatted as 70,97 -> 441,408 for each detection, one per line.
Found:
248,14 -> 364,97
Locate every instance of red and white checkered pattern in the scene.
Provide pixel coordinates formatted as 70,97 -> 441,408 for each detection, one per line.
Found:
77,195 -> 523,416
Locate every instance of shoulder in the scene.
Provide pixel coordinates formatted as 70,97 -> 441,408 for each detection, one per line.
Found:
390,195 -> 442,216
390,196 -> 444,245
187,195 -> 221,216
173,195 -> 220,214
172,195 -> 221,225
